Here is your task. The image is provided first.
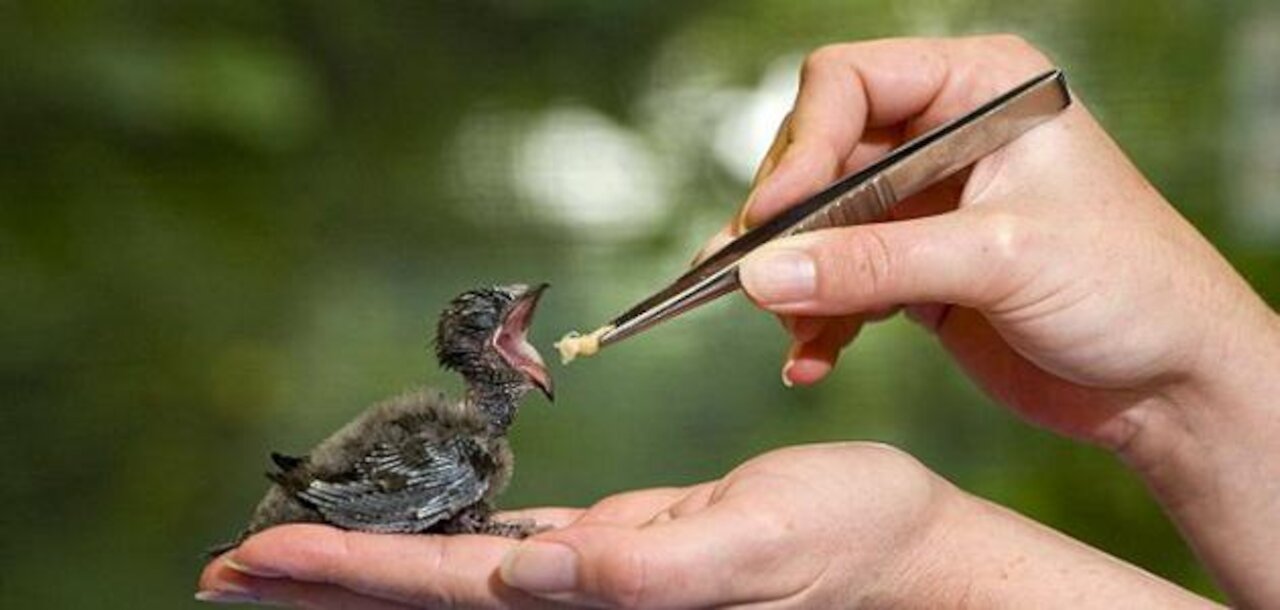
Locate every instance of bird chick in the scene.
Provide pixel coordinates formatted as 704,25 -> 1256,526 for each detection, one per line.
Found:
211,284 -> 554,555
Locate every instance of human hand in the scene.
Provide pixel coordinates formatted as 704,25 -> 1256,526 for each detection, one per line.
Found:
198,443 -> 933,609
702,35 -> 1280,606
199,443 -> 1212,609
701,35 -> 1280,448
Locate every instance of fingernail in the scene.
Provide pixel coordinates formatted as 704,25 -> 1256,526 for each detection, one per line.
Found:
781,342 -> 801,387
501,541 -> 579,593
225,557 -> 285,579
741,249 -> 817,305
195,589 -> 257,604
736,194 -> 756,234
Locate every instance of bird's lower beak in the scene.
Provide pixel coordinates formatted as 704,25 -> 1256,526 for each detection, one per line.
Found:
495,283 -> 555,402
535,374 -> 555,402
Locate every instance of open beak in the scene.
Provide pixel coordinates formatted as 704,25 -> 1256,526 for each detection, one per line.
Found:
494,283 -> 554,401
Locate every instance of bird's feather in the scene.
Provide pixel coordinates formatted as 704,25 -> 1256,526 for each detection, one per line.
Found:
296,435 -> 488,533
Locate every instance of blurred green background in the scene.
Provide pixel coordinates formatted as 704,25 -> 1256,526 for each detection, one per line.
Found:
3,0 -> 1278,607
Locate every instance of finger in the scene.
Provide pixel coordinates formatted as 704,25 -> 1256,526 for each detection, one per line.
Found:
734,112 -> 797,232
741,39 -> 948,228
224,524 -> 556,609
783,316 -> 864,386
905,302 -> 953,333
199,564 -> 418,609
841,126 -> 903,175
739,124 -> 898,239
689,223 -> 736,267
576,486 -> 704,526
783,315 -> 827,344
494,507 -> 585,529
198,556 -> 281,605
658,483 -> 717,520
500,504 -> 807,608
739,209 -> 1030,317
699,125 -> 895,270
691,113 -> 793,268
741,35 -> 1053,228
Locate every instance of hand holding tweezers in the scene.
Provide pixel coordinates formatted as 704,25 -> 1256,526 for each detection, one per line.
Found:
592,69 -> 1072,351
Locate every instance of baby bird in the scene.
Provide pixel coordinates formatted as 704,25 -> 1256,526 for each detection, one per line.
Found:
211,284 -> 554,555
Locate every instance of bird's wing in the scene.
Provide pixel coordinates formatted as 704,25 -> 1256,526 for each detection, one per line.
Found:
296,435 -> 488,533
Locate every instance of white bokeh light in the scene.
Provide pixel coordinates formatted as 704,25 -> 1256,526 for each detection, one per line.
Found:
711,56 -> 800,183
514,105 -> 670,238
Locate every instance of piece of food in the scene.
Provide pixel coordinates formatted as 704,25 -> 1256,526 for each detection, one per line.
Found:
555,325 -> 612,364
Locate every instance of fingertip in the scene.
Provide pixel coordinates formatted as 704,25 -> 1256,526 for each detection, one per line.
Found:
197,556 -> 232,592
739,247 -> 819,309
230,524 -> 347,580
690,225 -> 737,267
784,355 -> 833,386
786,317 -> 861,386
197,559 -> 271,604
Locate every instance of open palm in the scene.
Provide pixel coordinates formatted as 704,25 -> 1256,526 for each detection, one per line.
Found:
198,443 -> 944,609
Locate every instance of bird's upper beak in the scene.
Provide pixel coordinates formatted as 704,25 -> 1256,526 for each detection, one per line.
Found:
494,283 -> 554,402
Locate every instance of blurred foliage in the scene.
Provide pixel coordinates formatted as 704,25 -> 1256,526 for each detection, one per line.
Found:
2,0 -> 1277,607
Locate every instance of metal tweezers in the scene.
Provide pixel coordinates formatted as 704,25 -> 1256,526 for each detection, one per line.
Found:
593,68 -> 1072,351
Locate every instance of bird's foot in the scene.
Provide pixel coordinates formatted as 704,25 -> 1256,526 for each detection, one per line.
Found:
479,518 -> 551,539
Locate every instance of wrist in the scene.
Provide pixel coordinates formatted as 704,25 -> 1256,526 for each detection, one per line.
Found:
1120,307 -> 1280,490
1113,307 -> 1280,607
892,487 -> 1216,609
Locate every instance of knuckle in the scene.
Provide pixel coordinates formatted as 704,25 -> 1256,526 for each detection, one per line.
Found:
955,35 -> 1053,97
586,494 -> 635,520
986,33 -> 1033,51
980,211 -> 1038,266
974,211 -> 1045,301
801,44 -> 847,80
837,442 -> 940,510
844,441 -> 926,477
783,442 -> 942,522
426,539 -> 461,607
982,33 -> 1052,69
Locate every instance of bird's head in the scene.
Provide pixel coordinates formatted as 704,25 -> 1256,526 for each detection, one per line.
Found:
435,283 -> 554,403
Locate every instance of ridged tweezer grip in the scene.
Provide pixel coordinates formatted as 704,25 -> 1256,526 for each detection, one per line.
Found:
788,174 -> 897,235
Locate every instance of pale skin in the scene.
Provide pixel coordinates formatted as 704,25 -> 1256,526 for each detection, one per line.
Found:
199,35 -> 1280,608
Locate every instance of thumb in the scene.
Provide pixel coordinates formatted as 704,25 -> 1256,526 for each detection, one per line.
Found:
739,209 -> 1032,317
499,510 -> 802,608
